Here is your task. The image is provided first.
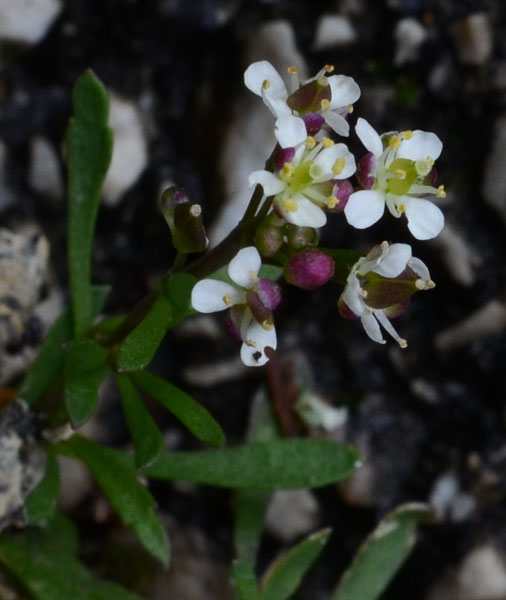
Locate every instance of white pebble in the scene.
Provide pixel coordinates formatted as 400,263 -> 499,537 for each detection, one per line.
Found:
483,115 -> 506,224
28,136 -> 63,200
457,545 -> 506,600
0,0 -> 62,45
312,14 -> 357,50
264,489 -> 320,542
449,12 -> 493,66
394,18 -> 427,66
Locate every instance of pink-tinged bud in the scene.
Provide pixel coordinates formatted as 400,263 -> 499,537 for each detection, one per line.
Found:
255,222 -> 284,257
302,113 -> 325,136
246,290 -> 273,326
284,224 -> 319,250
284,249 -> 335,290
286,78 -> 331,114
328,180 -> 354,212
356,152 -> 378,189
160,186 -> 208,253
257,278 -> 282,310
273,146 -> 296,172
161,186 -> 190,209
337,295 -> 359,320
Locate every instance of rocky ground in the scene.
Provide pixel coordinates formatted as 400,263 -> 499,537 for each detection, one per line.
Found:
2,0 -> 506,599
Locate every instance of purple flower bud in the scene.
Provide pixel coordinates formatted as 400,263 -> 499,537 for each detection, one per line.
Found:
329,179 -> 354,212
302,113 -> 325,136
225,307 -> 243,341
246,290 -> 274,326
255,222 -> 284,257
284,249 -> 335,290
257,278 -> 282,310
356,152 -> 378,189
273,147 -> 296,172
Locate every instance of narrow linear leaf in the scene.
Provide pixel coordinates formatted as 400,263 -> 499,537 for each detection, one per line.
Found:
0,517 -> 142,600
232,558 -> 259,600
64,339 -> 109,428
260,528 -> 331,600
145,439 -> 361,489
67,71 -> 113,338
25,452 -> 60,523
117,373 -> 163,468
331,503 -> 432,600
59,435 -> 170,565
133,370 -> 225,448
117,295 -> 173,372
19,286 -> 110,406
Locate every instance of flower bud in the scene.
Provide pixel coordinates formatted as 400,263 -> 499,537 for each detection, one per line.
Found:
284,224 -> 319,250
328,179 -> 354,212
255,217 -> 284,257
257,278 -> 282,310
284,249 -> 335,290
356,152 -> 377,189
160,186 -> 208,253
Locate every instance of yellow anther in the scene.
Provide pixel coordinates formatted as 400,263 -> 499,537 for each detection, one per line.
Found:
436,185 -> 446,198
389,135 -> 401,150
245,339 -> 256,348
281,162 -> 294,177
322,137 -> 334,148
401,130 -> 413,139
428,157 -> 435,166
324,64 -> 334,73
262,319 -> 274,330
287,65 -> 298,74
262,79 -> 271,90
415,279 -> 426,290
415,159 -> 431,176
223,294 -> 233,306
332,157 -> 346,176
190,204 -> 202,216
249,270 -> 258,281
281,197 -> 299,212
305,136 -> 316,149
398,339 -> 408,349
327,195 -> 339,209
397,203 -> 406,213
320,98 -> 331,111
394,168 -> 406,180
360,289 -> 368,298
347,104 -> 354,113
427,279 -> 436,289
381,241 -> 389,252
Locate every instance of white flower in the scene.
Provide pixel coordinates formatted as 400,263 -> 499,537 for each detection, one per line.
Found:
249,137 -> 356,228
244,61 -> 360,148
340,241 -> 435,347
344,118 -> 445,240
191,247 -> 278,367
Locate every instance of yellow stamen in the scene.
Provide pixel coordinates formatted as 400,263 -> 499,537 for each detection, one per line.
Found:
398,339 -> 408,349
245,339 -> 256,348
347,104 -> 354,113
394,168 -> 406,180
287,65 -> 298,75
262,319 -> 274,330
223,294 -> 233,306
281,197 -> 299,212
427,279 -> 436,289
322,137 -> 334,148
262,79 -> 271,90
249,271 -> 258,281
415,279 -> 426,290
360,289 -> 368,298
401,130 -> 413,139
332,157 -> 346,176
436,185 -> 446,198
320,98 -> 331,110
327,195 -> 339,209
281,162 -> 294,177
324,64 -> 334,73
190,204 -> 202,216
317,77 -> 329,88
397,203 -> 406,213
381,241 -> 389,252
305,136 -> 316,149
389,135 -> 401,150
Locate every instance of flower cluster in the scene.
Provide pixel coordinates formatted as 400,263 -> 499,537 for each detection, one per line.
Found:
189,61 -> 445,365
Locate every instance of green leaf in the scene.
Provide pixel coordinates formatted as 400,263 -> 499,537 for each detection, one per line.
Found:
59,435 -> 170,565
25,452 -> 60,523
164,272 -> 198,326
0,515 -> 143,600
232,558 -> 259,600
117,374 -> 163,469
19,286 -> 110,406
67,71 -> 113,338
145,439 -> 360,489
260,528 -> 331,600
64,339 -> 109,428
331,503 -> 432,600
321,248 -> 362,285
132,370 -> 225,448
117,295 -> 173,372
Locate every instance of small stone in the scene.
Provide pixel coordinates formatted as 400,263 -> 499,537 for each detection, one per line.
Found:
433,222 -> 477,287
483,115 -> 506,224
264,489 -> 320,542
102,95 -> 148,207
449,12 -> 493,66
0,0 -> 62,45
457,545 -> 506,600
312,14 -> 357,50
394,18 -> 427,66
28,136 -> 63,200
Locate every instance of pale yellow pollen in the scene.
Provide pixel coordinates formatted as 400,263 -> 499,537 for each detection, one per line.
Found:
317,76 -> 329,88
262,319 -> 274,330
281,197 -> 299,212
322,137 -> 334,148
324,64 -> 334,73
320,98 -> 331,111
347,104 -> 354,113
281,162 -> 294,177
332,157 -> 346,176
245,339 -> 256,348
327,195 -> 339,209
415,159 -> 431,176
305,136 -> 316,149
397,203 -> 406,213
223,294 -> 233,306
415,278 -> 436,290
381,241 -> 389,252
389,135 -> 401,150
427,279 -> 436,289
401,130 -> 413,140
398,339 -> 408,349
394,168 -> 406,180
249,271 -> 258,281
360,289 -> 368,299
436,185 -> 446,198
262,79 -> 271,90
190,204 -> 202,217
287,65 -> 298,75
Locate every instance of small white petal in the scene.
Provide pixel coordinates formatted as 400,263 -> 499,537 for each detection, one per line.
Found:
248,170 -> 285,195
278,195 -> 327,228
405,197 -> 444,240
191,280 -> 243,313
328,75 -> 361,108
373,243 -> 412,278
275,115 -> 307,148
361,311 -> 386,344
313,143 -> 356,180
344,190 -> 385,229
373,309 -> 405,345
228,246 -> 261,288
244,61 -> 288,100
408,256 -> 431,280
397,130 -> 443,162
356,118 -> 383,157
342,275 -> 364,316
322,110 -> 350,137
240,320 -> 277,367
